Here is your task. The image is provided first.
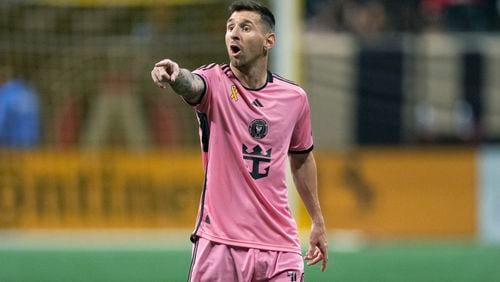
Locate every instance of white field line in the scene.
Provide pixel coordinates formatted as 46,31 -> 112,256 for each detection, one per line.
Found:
0,229 -> 366,252
0,229 -> 193,251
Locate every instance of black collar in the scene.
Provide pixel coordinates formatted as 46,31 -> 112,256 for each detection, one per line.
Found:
242,71 -> 273,91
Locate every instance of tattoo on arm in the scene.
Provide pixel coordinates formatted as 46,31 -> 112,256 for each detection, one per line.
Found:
170,69 -> 205,104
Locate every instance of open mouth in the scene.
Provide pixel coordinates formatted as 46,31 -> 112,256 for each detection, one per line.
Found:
230,45 -> 241,55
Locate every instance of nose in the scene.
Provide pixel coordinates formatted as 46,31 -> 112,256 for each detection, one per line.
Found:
229,27 -> 240,39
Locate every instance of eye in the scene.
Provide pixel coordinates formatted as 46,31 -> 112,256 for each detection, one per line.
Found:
227,24 -> 234,31
242,25 -> 251,32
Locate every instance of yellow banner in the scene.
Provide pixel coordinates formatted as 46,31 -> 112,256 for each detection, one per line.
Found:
298,148 -> 477,237
1,149 -> 477,237
0,151 -> 203,229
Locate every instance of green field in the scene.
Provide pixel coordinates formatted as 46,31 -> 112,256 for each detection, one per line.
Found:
1,240 -> 499,282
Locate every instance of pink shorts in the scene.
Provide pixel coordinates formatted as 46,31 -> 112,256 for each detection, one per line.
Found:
188,237 -> 304,282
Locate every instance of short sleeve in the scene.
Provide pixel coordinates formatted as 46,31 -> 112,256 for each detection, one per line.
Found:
289,93 -> 314,154
190,63 -> 218,113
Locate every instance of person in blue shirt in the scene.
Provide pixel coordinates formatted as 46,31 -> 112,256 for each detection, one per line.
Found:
0,67 -> 40,148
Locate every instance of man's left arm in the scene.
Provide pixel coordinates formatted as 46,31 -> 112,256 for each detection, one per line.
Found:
289,151 -> 328,272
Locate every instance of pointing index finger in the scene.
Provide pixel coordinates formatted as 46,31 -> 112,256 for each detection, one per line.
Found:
155,59 -> 173,67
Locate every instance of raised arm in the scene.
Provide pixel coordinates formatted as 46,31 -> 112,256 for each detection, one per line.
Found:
289,151 -> 328,272
151,58 -> 205,105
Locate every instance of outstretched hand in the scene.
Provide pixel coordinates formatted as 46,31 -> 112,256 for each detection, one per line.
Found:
151,59 -> 180,88
304,221 -> 329,272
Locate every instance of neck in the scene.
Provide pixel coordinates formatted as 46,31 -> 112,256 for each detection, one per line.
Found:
230,60 -> 268,89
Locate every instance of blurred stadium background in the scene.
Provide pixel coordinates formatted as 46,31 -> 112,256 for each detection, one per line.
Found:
1,0 -> 500,281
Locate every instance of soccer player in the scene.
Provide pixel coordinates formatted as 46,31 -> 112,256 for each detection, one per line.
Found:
151,1 -> 328,281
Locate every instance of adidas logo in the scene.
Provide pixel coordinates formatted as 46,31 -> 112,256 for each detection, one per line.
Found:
252,99 -> 263,107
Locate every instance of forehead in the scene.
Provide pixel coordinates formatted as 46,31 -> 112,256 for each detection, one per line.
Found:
227,10 -> 262,25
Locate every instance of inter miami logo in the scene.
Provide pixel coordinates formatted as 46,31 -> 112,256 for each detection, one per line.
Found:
243,144 -> 272,180
248,119 -> 268,139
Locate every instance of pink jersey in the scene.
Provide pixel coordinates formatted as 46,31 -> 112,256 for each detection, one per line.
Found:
189,63 -> 313,254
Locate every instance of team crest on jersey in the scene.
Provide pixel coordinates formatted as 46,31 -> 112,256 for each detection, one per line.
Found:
230,85 -> 239,102
248,119 -> 268,139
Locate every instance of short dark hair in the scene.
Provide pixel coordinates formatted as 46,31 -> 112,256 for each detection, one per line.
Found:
229,1 -> 275,31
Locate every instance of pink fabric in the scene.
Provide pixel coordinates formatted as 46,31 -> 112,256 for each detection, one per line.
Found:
189,64 -> 313,254
189,238 -> 304,282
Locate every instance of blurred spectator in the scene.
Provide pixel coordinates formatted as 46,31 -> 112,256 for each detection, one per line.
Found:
421,0 -> 500,31
0,66 -> 40,149
306,0 -> 388,39
82,67 -> 151,151
422,0 -> 489,31
347,1 -> 387,39
53,96 -> 82,149
420,0 -> 452,31
306,0 -> 500,33
306,0 -> 343,31
147,94 -> 182,148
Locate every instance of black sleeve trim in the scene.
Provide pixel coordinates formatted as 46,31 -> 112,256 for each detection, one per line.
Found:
288,145 -> 314,154
196,112 -> 210,153
185,73 -> 207,106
